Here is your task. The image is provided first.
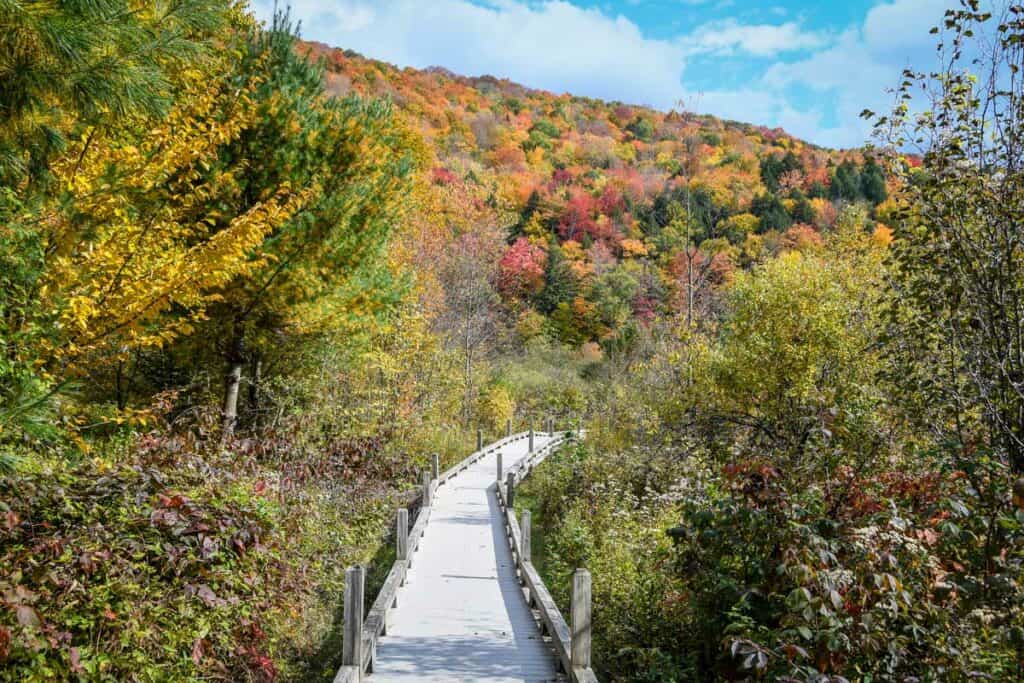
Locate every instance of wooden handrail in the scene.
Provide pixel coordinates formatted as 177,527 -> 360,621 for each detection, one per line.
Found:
333,426 -> 559,681
496,432 -> 599,683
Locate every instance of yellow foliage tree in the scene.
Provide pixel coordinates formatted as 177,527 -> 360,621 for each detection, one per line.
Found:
35,66 -> 309,376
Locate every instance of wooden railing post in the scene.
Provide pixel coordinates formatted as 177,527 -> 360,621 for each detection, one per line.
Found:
571,568 -> 592,671
342,566 -> 365,679
396,509 -> 408,562
422,470 -> 432,507
477,428 -> 483,451
431,453 -> 439,481
506,418 -> 512,437
529,418 -> 535,453
506,471 -> 515,508
496,451 -> 503,483
521,509 -> 531,563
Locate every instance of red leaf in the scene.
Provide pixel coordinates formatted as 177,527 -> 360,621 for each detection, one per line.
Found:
192,637 -> 205,665
70,647 -> 84,673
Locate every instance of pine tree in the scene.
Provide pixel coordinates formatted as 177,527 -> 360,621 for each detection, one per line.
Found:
860,157 -> 888,204
204,12 -> 415,437
536,240 -> 578,314
830,160 -> 861,202
790,191 -> 817,225
0,0 -> 230,187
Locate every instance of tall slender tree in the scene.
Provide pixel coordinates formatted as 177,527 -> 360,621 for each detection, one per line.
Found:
206,13 -> 415,438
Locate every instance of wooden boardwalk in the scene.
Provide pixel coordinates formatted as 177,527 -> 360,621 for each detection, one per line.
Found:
368,434 -> 563,682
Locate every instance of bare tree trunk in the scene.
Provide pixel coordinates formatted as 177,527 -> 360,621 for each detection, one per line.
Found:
463,329 -> 473,425
221,325 -> 245,442
115,359 -> 126,411
248,354 -> 262,430
686,183 -> 695,329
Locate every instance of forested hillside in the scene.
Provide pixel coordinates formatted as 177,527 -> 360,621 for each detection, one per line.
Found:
302,39 -> 893,349
1,1 -> 1022,682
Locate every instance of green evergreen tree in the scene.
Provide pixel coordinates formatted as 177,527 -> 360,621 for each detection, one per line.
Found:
760,151 -> 804,194
860,157 -> 888,204
790,191 -> 817,224
626,116 -> 655,142
751,193 -> 792,233
193,12 -> 415,437
0,0 -> 229,187
536,240 -> 578,314
510,189 -> 544,242
830,160 -> 862,202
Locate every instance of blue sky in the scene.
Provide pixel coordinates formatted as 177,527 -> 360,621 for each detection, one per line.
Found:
250,0 -> 948,148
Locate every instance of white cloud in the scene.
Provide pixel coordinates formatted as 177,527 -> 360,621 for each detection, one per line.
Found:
681,19 -> 829,57
248,0 -> 950,149
757,0 -> 946,147
863,0 -> 942,56
252,0 -> 688,110
683,0 -> 947,147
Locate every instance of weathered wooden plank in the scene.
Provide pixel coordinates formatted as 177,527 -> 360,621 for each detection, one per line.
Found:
342,566 -> 364,677
493,432 -> 603,683
506,506 -> 522,560
371,432 -> 563,682
506,471 -> 516,508
571,569 -> 592,670
363,560 -> 407,641
521,510 -> 531,564
407,505 -> 429,555
421,470 -> 432,507
396,509 -> 408,563
332,665 -> 359,683
521,562 -> 572,673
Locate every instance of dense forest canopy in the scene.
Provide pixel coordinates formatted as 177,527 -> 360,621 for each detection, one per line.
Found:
0,0 -> 1022,681
301,37 -> 895,353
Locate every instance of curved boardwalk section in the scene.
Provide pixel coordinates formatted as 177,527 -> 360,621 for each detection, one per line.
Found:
369,434 -> 561,682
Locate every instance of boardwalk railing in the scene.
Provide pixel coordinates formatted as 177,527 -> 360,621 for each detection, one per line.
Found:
496,431 -> 599,683
333,427 -> 539,682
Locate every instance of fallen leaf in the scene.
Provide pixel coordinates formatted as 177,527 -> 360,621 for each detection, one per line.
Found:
15,605 -> 40,628
196,584 -> 219,607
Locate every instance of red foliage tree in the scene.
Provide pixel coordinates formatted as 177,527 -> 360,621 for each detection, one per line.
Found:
558,191 -> 598,242
597,184 -> 625,216
498,238 -> 547,298
432,166 -> 459,185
